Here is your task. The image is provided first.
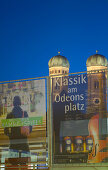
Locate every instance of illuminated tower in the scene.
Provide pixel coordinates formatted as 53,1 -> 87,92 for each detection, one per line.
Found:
48,52 -> 69,76
86,53 -> 107,71
86,53 -> 107,117
48,53 -> 70,101
86,54 -> 108,163
48,53 -> 70,154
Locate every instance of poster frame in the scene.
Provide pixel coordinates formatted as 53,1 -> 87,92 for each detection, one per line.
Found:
49,70 -> 108,168
0,76 -> 48,169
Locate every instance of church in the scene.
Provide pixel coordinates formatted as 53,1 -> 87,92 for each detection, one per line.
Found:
48,52 -> 108,164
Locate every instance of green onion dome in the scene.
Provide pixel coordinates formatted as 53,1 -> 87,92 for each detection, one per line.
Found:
48,55 -> 70,68
86,54 -> 107,67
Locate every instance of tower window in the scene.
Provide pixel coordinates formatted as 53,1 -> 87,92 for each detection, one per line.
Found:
62,70 -> 64,74
58,70 -> 60,73
94,81 -> 99,89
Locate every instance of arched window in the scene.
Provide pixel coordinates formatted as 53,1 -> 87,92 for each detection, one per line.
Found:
94,81 -> 99,89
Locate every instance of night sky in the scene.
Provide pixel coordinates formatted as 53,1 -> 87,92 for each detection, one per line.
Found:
0,0 -> 108,81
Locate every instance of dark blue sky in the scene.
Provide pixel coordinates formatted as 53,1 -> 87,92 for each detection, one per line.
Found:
0,0 -> 108,81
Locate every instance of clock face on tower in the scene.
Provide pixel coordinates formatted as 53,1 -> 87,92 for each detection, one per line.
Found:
93,98 -> 101,105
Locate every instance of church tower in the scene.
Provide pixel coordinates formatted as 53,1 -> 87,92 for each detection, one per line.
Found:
48,52 -> 69,76
86,53 -> 107,117
86,53 -> 108,164
48,53 -> 70,101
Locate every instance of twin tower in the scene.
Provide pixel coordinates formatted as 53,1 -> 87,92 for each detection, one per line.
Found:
48,52 -> 107,75
48,53 -> 108,117
48,53 -> 108,163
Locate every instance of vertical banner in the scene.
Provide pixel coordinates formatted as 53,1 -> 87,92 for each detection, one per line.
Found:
52,72 -> 108,164
0,79 -> 47,167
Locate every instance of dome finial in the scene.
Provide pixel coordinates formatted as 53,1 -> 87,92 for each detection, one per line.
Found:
96,50 -> 98,54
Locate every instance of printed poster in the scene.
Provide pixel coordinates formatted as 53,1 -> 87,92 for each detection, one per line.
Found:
0,79 -> 47,166
52,72 -> 108,164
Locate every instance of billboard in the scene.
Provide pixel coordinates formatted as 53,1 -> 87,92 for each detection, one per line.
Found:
0,79 -> 47,167
51,72 -> 108,164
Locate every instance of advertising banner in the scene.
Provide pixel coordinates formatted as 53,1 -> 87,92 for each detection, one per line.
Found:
0,79 -> 47,166
52,72 -> 108,164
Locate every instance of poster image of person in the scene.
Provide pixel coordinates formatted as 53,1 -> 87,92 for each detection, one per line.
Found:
4,96 -> 32,166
